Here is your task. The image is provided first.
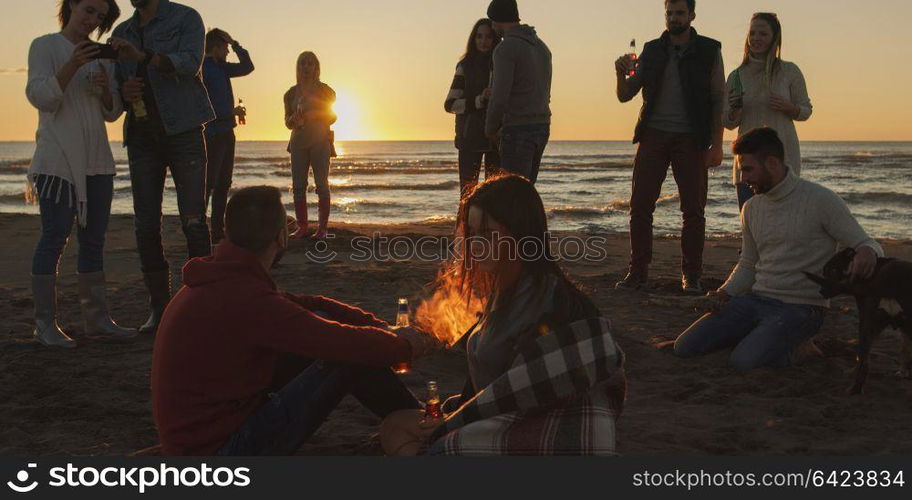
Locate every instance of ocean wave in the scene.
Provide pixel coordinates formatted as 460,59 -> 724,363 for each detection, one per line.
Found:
842,192 -> 912,205
548,205 -> 624,218
332,180 -> 460,192
0,159 -> 31,172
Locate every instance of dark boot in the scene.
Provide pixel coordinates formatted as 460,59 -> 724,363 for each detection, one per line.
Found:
140,270 -> 171,334
290,197 -> 309,239
32,274 -> 76,349
78,271 -> 138,340
313,195 -> 331,240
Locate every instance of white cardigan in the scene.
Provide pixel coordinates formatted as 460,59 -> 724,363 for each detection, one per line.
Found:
724,57 -> 812,181
26,33 -> 123,225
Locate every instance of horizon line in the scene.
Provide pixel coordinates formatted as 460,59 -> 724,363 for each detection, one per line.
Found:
1,139 -> 911,144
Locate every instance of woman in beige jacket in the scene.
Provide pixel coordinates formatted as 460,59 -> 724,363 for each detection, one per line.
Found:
724,12 -> 813,209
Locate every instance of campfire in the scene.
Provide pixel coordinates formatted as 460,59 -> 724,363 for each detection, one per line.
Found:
414,271 -> 483,347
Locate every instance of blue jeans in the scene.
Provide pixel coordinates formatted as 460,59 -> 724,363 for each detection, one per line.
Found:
32,175 -> 113,275
674,294 -> 826,370
127,120 -> 210,273
216,361 -> 420,455
736,182 -> 754,211
499,123 -> 550,184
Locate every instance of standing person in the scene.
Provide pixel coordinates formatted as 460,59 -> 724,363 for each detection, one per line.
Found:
283,51 -> 337,240
724,13 -> 812,210
25,0 -> 136,348
614,0 -> 725,294
202,28 -> 255,243
484,0 -> 552,184
109,0 -> 216,334
445,19 -> 501,199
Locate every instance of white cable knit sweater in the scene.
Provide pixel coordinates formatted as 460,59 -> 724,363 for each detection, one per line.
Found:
722,172 -> 884,307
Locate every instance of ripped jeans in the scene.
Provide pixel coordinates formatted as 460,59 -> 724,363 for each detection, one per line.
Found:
127,120 -> 211,273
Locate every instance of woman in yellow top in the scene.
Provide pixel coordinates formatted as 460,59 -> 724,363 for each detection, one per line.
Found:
284,51 -> 337,239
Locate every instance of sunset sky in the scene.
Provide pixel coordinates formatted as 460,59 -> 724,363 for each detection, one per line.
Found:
0,0 -> 909,142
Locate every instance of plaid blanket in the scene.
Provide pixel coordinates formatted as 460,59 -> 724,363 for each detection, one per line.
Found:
427,317 -> 626,456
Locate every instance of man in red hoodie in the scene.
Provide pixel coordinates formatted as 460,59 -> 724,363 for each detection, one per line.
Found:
152,186 -> 433,455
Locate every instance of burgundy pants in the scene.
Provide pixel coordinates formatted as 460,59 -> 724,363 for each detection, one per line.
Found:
628,127 -> 708,276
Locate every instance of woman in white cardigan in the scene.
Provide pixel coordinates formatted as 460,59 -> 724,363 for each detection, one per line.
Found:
25,0 -> 135,348
724,12 -> 813,209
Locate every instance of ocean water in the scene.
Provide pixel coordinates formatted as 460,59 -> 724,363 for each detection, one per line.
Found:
1,140 -> 910,239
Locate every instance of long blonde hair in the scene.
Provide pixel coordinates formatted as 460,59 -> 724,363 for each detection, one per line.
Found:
295,51 -> 321,87
740,13 -> 782,88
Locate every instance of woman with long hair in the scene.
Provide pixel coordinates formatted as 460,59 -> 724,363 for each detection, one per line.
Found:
445,19 -> 501,200
724,12 -> 813,209
380,174 -> 626,456
284,51 -> 337,239
25,0 -> 135,348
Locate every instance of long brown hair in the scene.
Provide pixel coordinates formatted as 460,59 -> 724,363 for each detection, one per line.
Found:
58,0 -> 121,39
451,174 -> 593,315
461,18 -> 500,63
741,12 -> 782,87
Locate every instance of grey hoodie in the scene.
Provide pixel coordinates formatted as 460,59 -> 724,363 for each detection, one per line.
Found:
485,25 -> 552,136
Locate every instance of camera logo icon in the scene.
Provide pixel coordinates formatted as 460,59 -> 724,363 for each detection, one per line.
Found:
6,463 -> 38,493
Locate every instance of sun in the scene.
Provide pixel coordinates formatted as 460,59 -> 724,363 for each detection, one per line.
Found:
331,90 -> 363,141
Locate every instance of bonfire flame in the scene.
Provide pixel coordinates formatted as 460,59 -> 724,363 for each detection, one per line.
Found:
414,271 -> 483,347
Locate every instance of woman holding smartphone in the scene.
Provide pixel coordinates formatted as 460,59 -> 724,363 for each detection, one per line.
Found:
284,51 -> 337,240
25,0 -> 135,348
724,13 -> 813,209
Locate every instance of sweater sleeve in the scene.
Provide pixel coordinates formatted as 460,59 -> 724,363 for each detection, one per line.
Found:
222,42 -> 255,78
25,38 -> 65,114
485,45 -> 514,137
281,292 -> 389,329
721,202 -> 758,295
101,60 -> 124,122
788,63 -> 813,122
710,49 -> 725,123
722,69 -> 742,130
251,290 -> 411,367
444,62 -> 471,115
821,189 -> 884,257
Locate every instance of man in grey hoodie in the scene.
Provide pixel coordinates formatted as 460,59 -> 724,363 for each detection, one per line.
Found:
485,0 -> 552,184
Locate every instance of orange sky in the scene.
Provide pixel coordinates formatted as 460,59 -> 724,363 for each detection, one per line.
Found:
1,0 -> 910,141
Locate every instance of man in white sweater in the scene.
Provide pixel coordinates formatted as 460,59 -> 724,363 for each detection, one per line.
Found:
674,127 -> 883,370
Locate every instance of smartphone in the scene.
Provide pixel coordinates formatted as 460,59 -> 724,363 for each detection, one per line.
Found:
90,43 -> 119,60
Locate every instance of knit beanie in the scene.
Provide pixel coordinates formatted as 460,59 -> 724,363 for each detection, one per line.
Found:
487,0 -> 520,23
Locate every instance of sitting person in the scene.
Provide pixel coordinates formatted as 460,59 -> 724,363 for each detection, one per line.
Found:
674,127 -> 883,370
380,174 -> 626,456
152,186 -> 436,456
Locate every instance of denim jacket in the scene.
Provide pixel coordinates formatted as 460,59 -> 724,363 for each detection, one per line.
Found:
113,0 -> 215,139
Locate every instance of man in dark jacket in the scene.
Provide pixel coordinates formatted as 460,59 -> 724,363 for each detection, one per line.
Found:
202,28 -> 254,242
152,186 -> 435,455
614,0 -> 725,294
111,0 -> 216,334
485,0 -> 552,184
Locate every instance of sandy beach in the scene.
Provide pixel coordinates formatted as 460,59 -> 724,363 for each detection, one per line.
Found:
1,212 -> 911,456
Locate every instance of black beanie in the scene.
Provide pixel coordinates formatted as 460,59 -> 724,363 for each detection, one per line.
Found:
487,0 -> 519,23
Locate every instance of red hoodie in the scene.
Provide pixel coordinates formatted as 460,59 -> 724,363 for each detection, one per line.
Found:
151,242 -> 412,456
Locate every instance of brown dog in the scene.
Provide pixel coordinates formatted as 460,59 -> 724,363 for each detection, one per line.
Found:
805,248 -> 912,394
